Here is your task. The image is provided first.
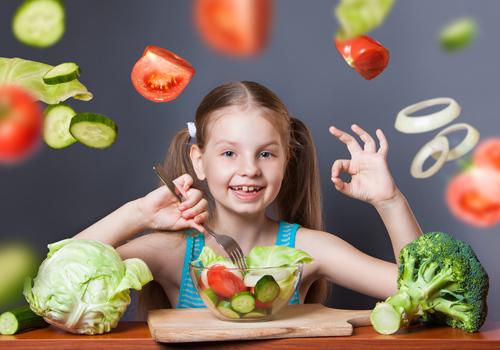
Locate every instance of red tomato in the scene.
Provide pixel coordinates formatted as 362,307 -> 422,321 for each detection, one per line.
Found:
446,172 -> 500,227
207,265 -> 246,298
335,35 -> 390,80
0,86 -> 42,163
130,46 -> 195,103
474,138 -> 500,171
194,0 -> 272,56
255,299 -> 273,308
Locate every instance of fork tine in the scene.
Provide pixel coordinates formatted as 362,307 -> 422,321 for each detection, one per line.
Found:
233,247 -> 246,269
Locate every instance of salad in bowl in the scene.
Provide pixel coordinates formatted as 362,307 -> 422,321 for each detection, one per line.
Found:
189,245 -> 313,321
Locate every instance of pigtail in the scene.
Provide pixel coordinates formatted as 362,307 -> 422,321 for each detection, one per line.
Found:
277,117 -> 323,231
276,117 -> 329,304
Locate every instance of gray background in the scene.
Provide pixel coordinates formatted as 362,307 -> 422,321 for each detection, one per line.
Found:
1,0 -> 498,322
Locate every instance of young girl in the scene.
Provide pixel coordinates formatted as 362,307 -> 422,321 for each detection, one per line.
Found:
74,81 -> 423,319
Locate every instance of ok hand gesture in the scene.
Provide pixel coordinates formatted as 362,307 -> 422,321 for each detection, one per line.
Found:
329,124 -> 399,206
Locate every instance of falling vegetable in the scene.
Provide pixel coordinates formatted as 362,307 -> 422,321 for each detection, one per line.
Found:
193,0 -> 272,56
335,35 -> 390,80
334,0 -> 396,40
0,86 -> 43,164
439,17 -> 477,53
0,58 -> 92,105
12,0 -> 66,48
130,46 -> 195,103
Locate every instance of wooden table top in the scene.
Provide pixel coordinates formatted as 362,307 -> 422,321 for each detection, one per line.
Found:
1,321 -> 499,350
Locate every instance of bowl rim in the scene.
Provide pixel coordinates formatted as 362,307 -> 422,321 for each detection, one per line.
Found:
189,260 -> 304,271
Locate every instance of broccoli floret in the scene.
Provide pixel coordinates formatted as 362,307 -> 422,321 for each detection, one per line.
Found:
370,232 -> 489,334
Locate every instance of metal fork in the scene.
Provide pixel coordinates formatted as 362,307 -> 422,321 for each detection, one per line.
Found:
152,164 -> 247,269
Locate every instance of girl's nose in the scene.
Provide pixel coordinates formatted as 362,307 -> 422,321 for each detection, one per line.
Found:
238,157 -> 261,177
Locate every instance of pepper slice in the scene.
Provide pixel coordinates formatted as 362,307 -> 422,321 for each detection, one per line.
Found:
335,35 -> 390,80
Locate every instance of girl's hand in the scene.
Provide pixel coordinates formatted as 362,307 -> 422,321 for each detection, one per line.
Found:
329,124 -> 399,207
137,174 -> 208,233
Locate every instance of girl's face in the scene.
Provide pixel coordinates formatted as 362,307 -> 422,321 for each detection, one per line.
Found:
191,106 -> 287,216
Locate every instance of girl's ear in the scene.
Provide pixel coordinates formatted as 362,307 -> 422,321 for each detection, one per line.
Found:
189,144 -> 206,181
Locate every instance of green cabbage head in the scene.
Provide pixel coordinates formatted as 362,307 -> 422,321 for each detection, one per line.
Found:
23,239 -> 153,335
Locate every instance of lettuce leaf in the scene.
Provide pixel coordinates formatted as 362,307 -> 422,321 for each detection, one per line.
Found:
246,246 -> 313,268
198,246 -> 229,267
0,57 -> 93,104
335,0 -> 396,40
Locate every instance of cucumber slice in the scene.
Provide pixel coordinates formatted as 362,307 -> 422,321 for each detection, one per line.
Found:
43,103 -> 77,149
43,63 -> 81,85
230,291 -> 255,314
217,300 -> 240,319
0,305 -> 48,335
69,113 -> 118,149
201,288 -> 218,308
12,0 -> 65,48
254,275 -> 280,303
242,308 -> 269,319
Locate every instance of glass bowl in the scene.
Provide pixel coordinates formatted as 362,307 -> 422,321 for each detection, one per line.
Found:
189,260 -> 303,321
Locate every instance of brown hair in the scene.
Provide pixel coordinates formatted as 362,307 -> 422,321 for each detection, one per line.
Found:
138,81 -> 328,319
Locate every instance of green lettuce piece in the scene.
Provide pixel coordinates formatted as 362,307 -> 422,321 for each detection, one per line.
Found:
198,246 -> 229,267
0,57 -> 93,104
439,17 -> 477,52
335,0 -> 396,40
246,246 -> 313,268
23,239 -> 153,335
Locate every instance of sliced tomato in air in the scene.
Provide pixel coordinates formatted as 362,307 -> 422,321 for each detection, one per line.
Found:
193,0 -> 272,56
207,264 -> 247,298
130,45 -> 195,103
0,85 -> 42,163
335,35 -> 390,80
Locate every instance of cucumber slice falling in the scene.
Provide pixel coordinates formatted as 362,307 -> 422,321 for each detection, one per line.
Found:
12,0 -> 65,48
43,103 -> 77,149
43,63 -> 81,85
69,113 -> 118,149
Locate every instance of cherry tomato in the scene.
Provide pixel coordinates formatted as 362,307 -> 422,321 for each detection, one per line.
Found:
474,138 -> 500,171
446,172 -> 500,227
130,46 -> 195,103
0,86 -> 42,163
194,0 -> 271,56
335,35 -> 390,80
207,264 -> 246,298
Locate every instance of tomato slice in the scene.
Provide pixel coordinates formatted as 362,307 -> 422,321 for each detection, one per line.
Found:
446,172 -> 500,227
194,0 -> 272,56
0,86 -> 42,163
207,264 -> 247,298
474,138 -> 500,171
335,35 -> 390,80
130,46 -> 195,103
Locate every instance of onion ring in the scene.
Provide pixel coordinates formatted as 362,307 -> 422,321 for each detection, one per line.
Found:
411,136 -> 450,179
395,97 -> 461,134
432,123 -> 480,161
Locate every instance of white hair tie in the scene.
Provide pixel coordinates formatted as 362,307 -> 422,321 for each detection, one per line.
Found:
187,122 -> 196,144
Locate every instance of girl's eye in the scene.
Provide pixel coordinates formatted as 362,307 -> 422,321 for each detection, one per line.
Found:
222,151 -> 235,157
259,151 -> 273,158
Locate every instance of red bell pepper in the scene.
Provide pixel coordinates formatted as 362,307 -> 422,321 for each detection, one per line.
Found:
335,35 -> 390,80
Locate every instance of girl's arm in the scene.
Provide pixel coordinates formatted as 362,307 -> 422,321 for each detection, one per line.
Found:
74,174 -> 209,247
373,191 -> 423,263
329,124 -> 423,263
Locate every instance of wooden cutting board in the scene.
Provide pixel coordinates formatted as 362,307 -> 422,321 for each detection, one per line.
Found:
148,303 -> 371,343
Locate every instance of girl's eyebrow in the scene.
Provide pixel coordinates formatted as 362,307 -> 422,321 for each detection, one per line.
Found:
214,140 -> 280,148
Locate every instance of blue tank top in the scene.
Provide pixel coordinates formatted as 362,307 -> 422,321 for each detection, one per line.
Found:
176,220 -> 301,308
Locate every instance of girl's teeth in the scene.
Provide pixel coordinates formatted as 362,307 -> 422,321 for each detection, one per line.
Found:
243,186 -> 248,192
